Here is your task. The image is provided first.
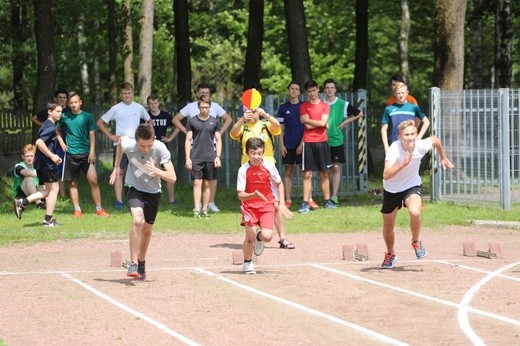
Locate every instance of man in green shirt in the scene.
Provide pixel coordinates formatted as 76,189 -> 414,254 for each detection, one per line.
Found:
323,78 -> 363,205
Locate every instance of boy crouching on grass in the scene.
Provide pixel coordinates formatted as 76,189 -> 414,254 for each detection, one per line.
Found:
237,137 -> 292,274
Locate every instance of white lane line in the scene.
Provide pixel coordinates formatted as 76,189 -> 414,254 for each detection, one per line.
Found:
61,273 -> 200,346
310,264 -> 520,327
436,260 -> 520,282
457,261 -> 520,345
194,267 -> 408,346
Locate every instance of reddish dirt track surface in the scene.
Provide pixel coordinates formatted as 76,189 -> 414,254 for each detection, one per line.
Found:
1,226 -> 519,345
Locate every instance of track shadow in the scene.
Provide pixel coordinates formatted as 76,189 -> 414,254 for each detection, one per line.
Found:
209,243 -> 242,249
360,266 -> 425,273
93,278 -> 141,286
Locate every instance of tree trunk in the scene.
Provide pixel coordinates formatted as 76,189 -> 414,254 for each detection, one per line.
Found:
353,0 -> 368,90
469,0 -> 484,89
77,15 -> 90,97
108,0 -> 117,105
11,1 -> 30,111
433,0 -> 467,90
32,0 -> 56,141
243,0 -> 264,90
495,0 -> 512,88
173,0 -> 192,180
138,0 -> 154,104
399,0 -> 411,83
122,0 -> 134,85
283,0 -> 312,85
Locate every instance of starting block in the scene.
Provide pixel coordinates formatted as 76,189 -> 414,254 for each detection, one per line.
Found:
232,251 -> 244,265
463,241 -> 502,258
355,243 -> 369,261
110,250 -> 123,267
342,245 -> 355,261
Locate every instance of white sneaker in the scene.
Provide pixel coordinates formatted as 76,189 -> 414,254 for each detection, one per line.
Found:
208,202 -> 220,212
253,229 -> 264,256
243,261 -> 256,274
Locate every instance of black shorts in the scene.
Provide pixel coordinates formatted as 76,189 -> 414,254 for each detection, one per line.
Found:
380,185 -> 422,214
281,148 -> 302,166
112,146 -> 129,170
14,187 -> 27,199
63,153 -> 92,182
190,161 -> 217,181
36,168 -> 59,184
330,145 -> 346,163
127,187 -> 161,224
302,141 -> 332,172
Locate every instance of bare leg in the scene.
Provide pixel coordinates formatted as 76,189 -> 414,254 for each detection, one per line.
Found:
330,163 -> 341,198
302,170 -> 312,201
201,180 -> 211,211
319,170 -> 331,200
166,182 -> 175,203
243,224 -> 255,260
114,168 -> 125,203
209,179 -> 217,204
382,208 -> 399,254
192,179 -> 203,210
69,180 -> 80,209
406,194 -> 423,242
129,207 -> 145,263
284,165 -> 294,201
86,164 -> 102,208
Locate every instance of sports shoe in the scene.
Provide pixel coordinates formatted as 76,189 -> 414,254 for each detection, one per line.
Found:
73,210 -> 83,218
137,260 -> 146,280
330,195 -> 339,205
42,218 -> 63,227
115,201 -> 124,209
201,210 -> 210,218
254,229 -> 264,256
412,241 -> 428,259
243,261 -> 256,274
193,210 -> 201,218
308,199 -> 320,209
36,203 -> 46,210
208,202 -> 220,212
285,200 -> 292,208
381,252 -> 398,269
298,202 -> 310,214
127,262 -> 140,278
323,200 -> 337,209
13,199 -> 25,219
169,200 -> 179,206
96,208 -> 110,217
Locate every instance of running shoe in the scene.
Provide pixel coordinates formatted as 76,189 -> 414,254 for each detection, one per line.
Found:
323,200 -> 337,209
13,199 -> 24,219
42,218 -> 63,227
381,252 -> 398,269
308,199 -> 320,209
127,262 -> 139,278
115,201 -> 124,210
193,210 -> 201,218
330,195 -> 339,205
73,210 -> 83,218
96,208 -> 110,217
208,202 -> 220,212
298,202 -> 310,214
285,200 -> 292,208
243,261 -> 256,274
36,203 -> 46,210
412,241 -> 428,259
137,260 -> 146,280
201,210 -> 210,218
254,229 -> 264,256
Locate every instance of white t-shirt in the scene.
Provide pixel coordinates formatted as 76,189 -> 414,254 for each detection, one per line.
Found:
383,138 -> 432,193
101,101 -> 150,144
180,101 -> 227,118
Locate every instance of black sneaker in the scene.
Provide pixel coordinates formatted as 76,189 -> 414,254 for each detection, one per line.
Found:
36,203 -> 46,210
13,199 -> 25,219
137,260 -> 146,280
42,218 -> 63,227
127,262 -> 139,278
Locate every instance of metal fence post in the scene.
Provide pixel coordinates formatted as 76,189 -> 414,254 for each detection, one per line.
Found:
429,87 -> 441,202
499,88 -> 511,211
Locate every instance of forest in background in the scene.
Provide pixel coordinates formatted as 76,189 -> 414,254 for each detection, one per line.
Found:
0,0 -> 518,113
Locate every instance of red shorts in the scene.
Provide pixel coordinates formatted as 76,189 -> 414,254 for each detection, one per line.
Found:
240,202 -> 275,229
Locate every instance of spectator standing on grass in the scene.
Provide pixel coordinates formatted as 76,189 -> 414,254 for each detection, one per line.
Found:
298,80 -> 336,213
58,91 -> 109,218
230,104 -> 295,250
110,124 -> 176,280
14,101 -> 63,227
323,78 -> 363,205
97,82 -> 150,209
185,97 -> 222,218
146,94 -> 180,206
172,82 -> 232,213
381,82 -> 430,154
237,137 -> 292,274
13,144 -> 45,209
386,74 -> 418,106
380,120 -> 453,269
32,88 -> 69,198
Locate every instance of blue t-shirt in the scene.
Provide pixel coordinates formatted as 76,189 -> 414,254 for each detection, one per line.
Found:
34,119 -> 59,171
146,110 -> 173,139
381,102 -> 426,144
276,100 -> 304,149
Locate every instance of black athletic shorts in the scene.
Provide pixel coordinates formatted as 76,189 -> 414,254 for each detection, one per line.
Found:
281,148 -> 302,166
127,187 -> 161,224
380,185 -> 422,214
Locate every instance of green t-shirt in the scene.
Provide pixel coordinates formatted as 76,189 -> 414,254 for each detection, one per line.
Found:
58,111 -> 96,155
326,97 -> 348,147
